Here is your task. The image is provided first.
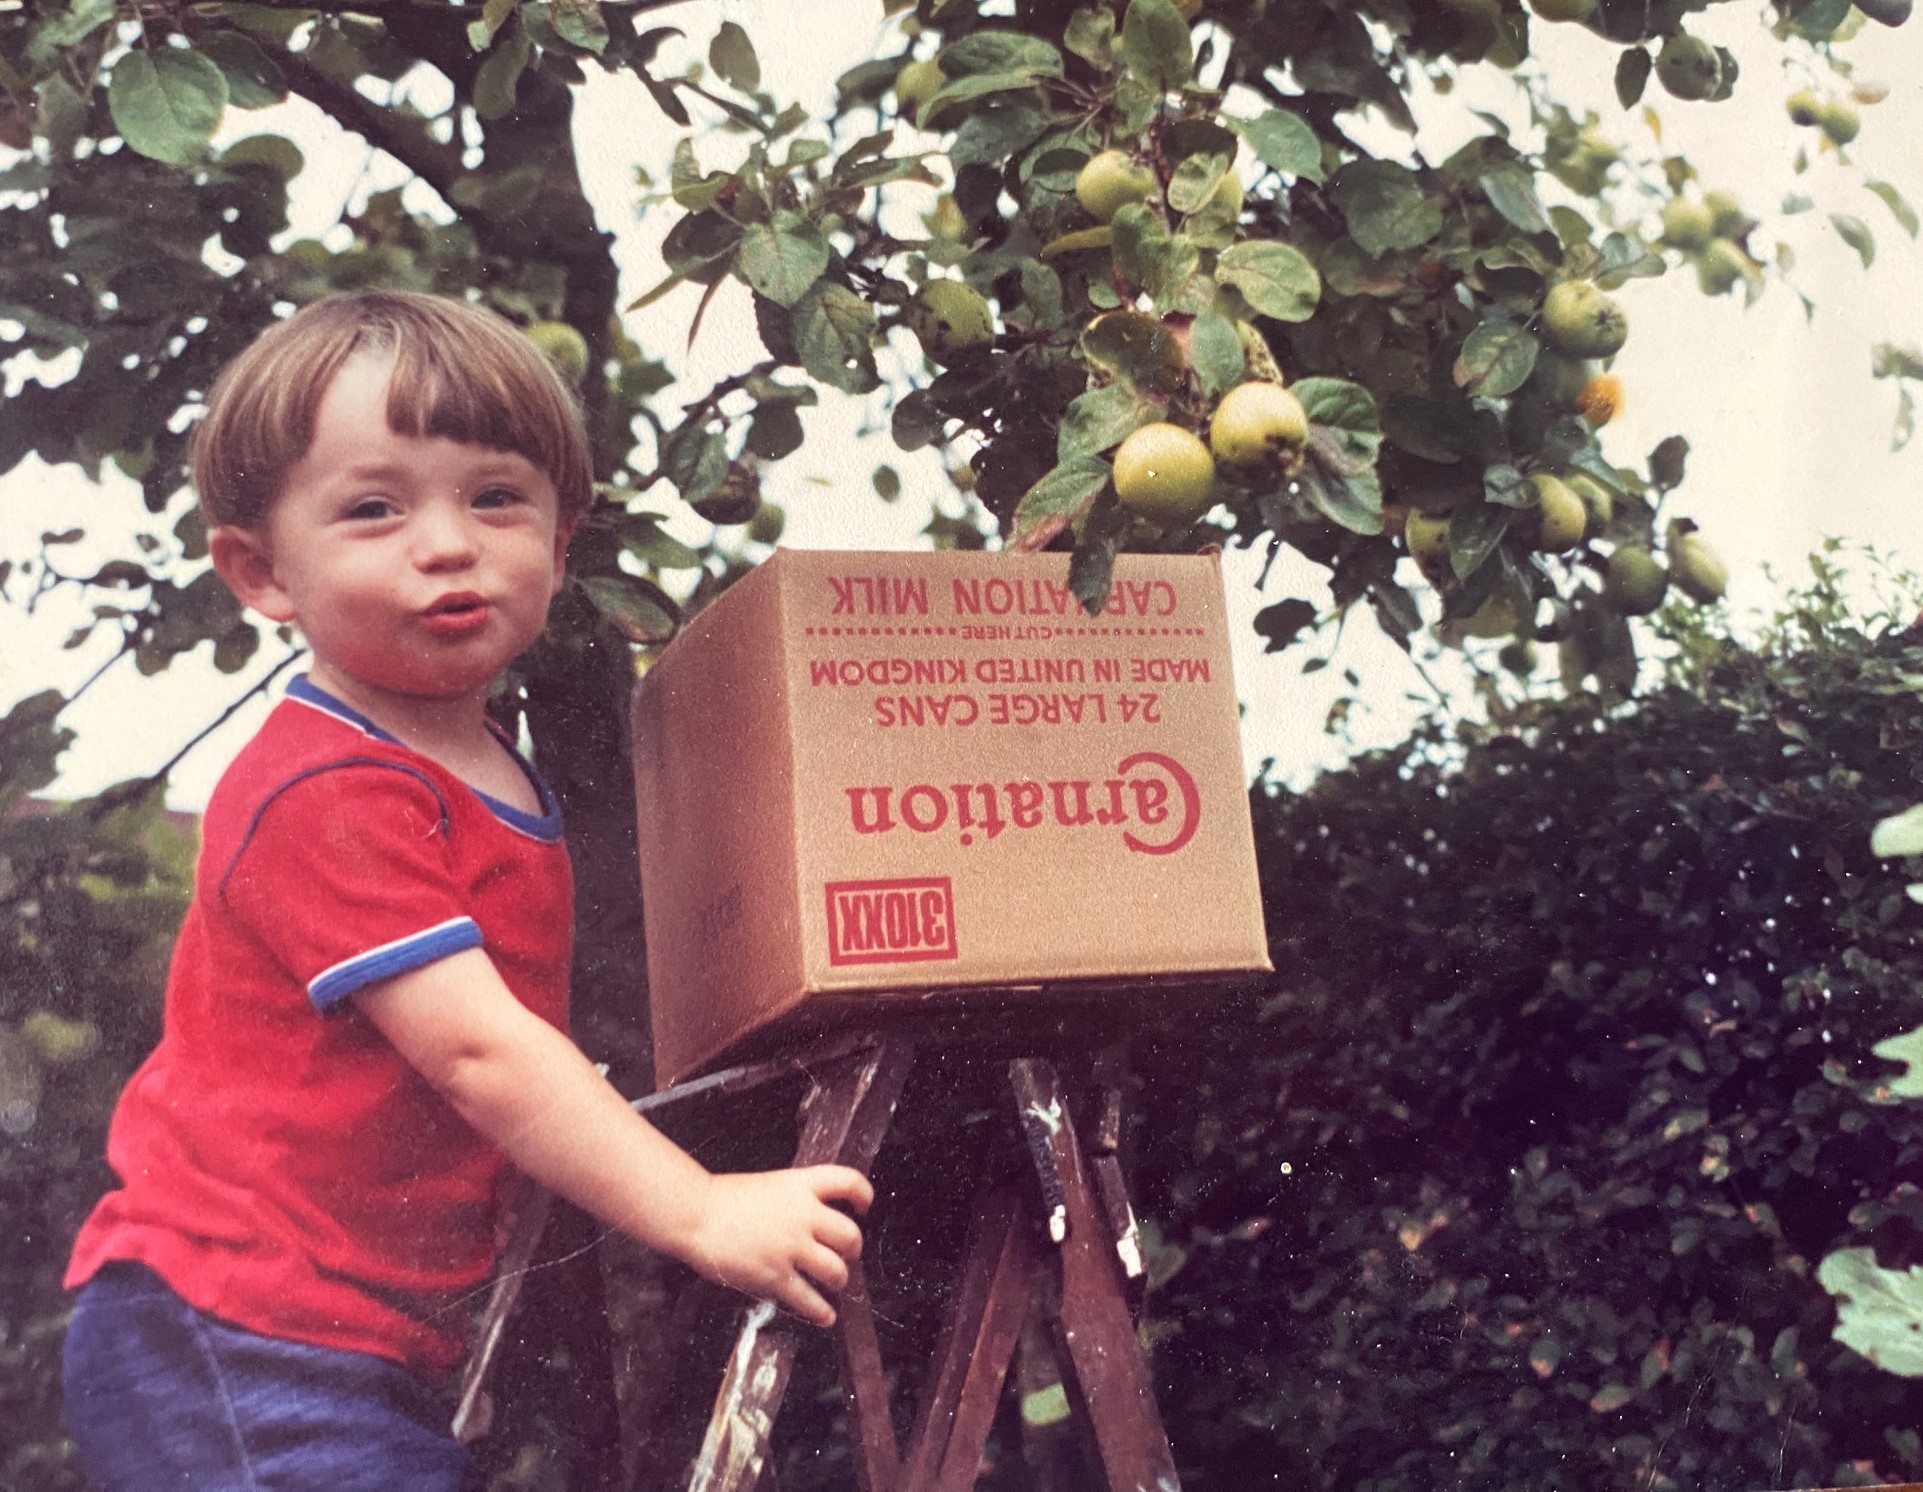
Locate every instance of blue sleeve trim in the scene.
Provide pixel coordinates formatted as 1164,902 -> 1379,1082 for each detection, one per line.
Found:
308,916 -> 483,1012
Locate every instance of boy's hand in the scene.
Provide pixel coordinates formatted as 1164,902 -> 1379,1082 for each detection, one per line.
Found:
685,1166 -> 874,1328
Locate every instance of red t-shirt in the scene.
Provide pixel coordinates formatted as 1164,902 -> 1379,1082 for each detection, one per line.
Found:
66,676 -> 574,1378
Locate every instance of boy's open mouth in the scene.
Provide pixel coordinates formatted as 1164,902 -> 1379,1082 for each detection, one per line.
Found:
423,593 -> 489,634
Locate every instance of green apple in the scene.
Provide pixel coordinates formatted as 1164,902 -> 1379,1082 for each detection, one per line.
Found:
1542,280 -> 1628,359
1113,423 -> 1216,524
1075,150 -> 1156,224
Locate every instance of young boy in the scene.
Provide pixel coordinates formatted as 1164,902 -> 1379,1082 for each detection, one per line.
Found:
61,291 -> 871,1489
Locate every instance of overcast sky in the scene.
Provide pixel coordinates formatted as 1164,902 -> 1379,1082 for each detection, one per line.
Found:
6,2 -> 1923,807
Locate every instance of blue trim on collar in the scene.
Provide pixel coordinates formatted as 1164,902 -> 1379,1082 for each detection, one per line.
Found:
286,675 -> 564,842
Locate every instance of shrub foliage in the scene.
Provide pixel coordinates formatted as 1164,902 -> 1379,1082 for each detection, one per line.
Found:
1136,565 -> 1923,1489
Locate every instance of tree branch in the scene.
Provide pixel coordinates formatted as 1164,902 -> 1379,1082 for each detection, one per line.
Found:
268,44 -> 467,202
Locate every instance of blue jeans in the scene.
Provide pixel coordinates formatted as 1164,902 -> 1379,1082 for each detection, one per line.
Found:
62,1262 -> 474,1491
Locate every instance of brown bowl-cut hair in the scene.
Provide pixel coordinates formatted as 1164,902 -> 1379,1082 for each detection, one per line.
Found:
191,291 -> 597,530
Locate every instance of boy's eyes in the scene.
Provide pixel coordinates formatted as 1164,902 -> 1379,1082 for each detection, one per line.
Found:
338,487 -> 525,520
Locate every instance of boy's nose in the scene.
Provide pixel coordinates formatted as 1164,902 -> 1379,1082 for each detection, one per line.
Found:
413,504 -> 480,569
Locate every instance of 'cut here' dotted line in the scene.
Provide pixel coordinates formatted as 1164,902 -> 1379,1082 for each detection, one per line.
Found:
802,625 -> 1208,638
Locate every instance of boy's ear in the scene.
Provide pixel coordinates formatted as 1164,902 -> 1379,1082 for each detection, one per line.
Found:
209,526 -> 298,624
550,518 -> 576,596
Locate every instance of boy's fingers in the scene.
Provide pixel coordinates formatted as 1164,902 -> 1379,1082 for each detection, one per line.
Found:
780,1276 -> 836,1329
800,1241 -> 850,1294
806,1165 -> 875,1214
815,1206 -> 863,1260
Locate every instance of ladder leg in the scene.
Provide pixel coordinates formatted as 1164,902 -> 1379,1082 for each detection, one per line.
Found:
897,1186 -> 1038,1492
836,1255 -> 899,1492
688,1038 -> 916,1492
1009,1060 -> 1181,1492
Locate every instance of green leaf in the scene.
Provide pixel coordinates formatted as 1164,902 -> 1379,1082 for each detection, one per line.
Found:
1871,1025 -> 1923,1098
474,27 -> 532,119
1872,804 -> 1923,859
918,72 -> 1045,128
580,575 -> 678,644
1594,231 -> 1666,287
1868,181 -> 1919,238
1064,7 -> 1116,67
1820,1248 -> 1923,1377
617,512 -> 703,570
661,211 -> 743,281
221,134 -> 305,181
1235,109 -> 1323,183
1478,160 -> 1550,235
782,139 -> 830,170
746,402 -> 805,461
1832,213 -> 1876,269
948,103 -> 1048,170
1449,501 -> 1509,580
0,691 -> 74,814
1293,377 -> 1382,464
1589,1384 -> 1635,1413
551,0 -> 609,54
1299,460 -> 1383,536
1789,0 -> 1854,39
1013,459 -> 1110,549
1112,205 -> 1198,312
1190,311 -> 1244,397
734,212 -> 829,308
214,3 -> 315,46
197,33 -> 288,109
938,31 -> 1064,78
891,391 -> 946,451
1120,0 -> 1192,92
1057,384 -> 1161,463
1483,463 -> 1533,507
109,48 -> 229,167
709,21 -> 760,93
1383,396 -> 1470,463
793,281 -> 879,394
663,427 -> 728,504
1614,47 -> 1651,109
1167,152 -> 1229,215
1215,240 -> 1319,322
1019,259 -> 1064,328
1080,310 -> 1186,395
1873,343 -> 1923,381
1454,319 -> 1539,399
873,465 -> 901,502
1329,160 -> 1443,258
468,0 -> 521,49
1069,497 -> 1125,611
1253,598 -> 1318,652
1649,435 -> 1688,492
450,164 -> 545,222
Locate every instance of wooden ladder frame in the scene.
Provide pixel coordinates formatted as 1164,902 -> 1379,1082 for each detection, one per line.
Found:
455,1034 -> 1181,1492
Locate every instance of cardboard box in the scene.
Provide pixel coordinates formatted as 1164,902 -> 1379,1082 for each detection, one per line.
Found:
630,548 -> 1271,1085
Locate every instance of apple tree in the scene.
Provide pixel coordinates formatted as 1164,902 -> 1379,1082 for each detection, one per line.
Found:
5,0 -> 1918,1036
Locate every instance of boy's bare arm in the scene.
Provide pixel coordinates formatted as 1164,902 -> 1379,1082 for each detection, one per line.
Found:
354,948 -> 871,1326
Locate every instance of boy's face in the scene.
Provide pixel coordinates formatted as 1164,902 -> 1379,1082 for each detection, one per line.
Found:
210,351 -> 571,708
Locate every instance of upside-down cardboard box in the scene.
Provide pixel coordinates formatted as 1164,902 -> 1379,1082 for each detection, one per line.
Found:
630,548 -> 1272,1085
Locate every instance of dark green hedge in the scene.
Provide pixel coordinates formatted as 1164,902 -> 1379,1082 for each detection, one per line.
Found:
1136,569 -> 1923,1489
